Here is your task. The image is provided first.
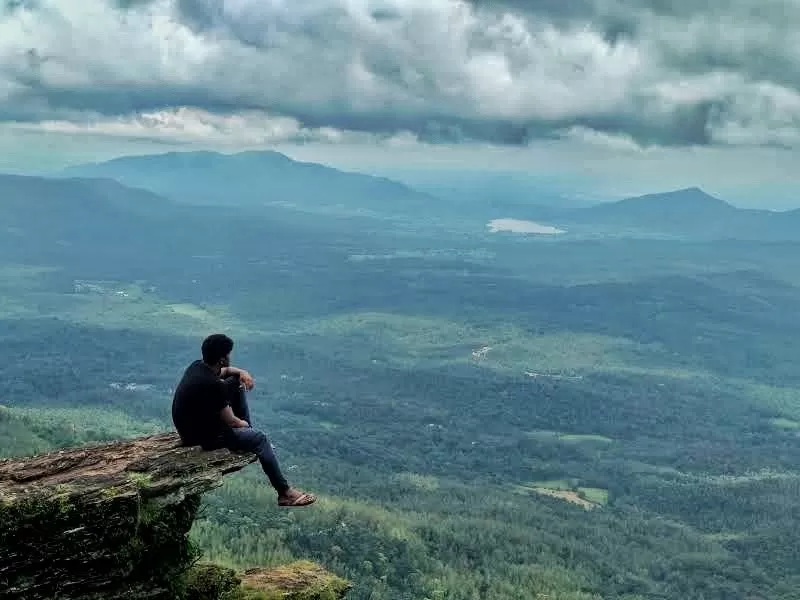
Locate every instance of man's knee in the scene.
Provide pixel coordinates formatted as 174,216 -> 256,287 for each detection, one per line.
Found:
227,427 -> 267,452
252,430 -> 268,447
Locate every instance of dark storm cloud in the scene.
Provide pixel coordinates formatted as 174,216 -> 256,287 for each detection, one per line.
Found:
3,0 -> 800,148
469,0 -> 800,84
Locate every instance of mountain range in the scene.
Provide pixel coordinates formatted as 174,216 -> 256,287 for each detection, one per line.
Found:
0,168 -> 340,282
0,150 -> 796,241
61,150 -> 437,217
562,186 -> 800,240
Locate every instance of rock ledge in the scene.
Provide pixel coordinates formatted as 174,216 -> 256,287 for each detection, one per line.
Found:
0,432 -> 349,600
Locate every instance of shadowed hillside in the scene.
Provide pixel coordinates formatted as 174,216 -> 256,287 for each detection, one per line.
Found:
564,187 -> 800,240
62,150 -> 438,215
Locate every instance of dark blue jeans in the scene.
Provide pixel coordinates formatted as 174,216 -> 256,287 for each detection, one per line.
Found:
219,377 -> 290,494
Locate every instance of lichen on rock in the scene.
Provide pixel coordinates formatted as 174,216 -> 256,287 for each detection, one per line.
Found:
0,432 -> 349,600
239,561 -> 352,600
181,562 -> 352,600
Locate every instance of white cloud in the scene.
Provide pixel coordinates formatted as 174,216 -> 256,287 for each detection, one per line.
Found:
1,0 -> 800,150
559,125 -> 644,153
5,107 -> 416,146
709,82 -> 800,147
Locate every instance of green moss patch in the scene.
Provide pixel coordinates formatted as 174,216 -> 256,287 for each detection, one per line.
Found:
239,561 -> 352,600
180,561 -> 351,600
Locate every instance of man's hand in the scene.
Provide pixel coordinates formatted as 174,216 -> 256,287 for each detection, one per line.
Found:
238,370 -> 255,391
220,406 -> 250,429
222,366 -> 255,391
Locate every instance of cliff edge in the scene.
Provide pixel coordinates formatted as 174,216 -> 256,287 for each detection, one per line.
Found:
0,432 -> 350,600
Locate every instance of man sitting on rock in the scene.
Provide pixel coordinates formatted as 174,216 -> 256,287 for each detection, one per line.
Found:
171,333 -> 316,508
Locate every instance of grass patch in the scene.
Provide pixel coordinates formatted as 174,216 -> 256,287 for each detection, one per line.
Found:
0,264 -> 60,318
0,275 -> 244,338
528,479 -> 574,491
704,532 -> 747,543
525,487 -> 598,511
578,487 -> 609,505
0,264 -> 249,338
525,431 -> 614,445
770,417 -> 800,430
391,472 -> 440,491
272,312 -> 653,375
516,480 -> 609,510
168,303 -> 222,324
559,433 -> 614,444
239,560 -> 351,600
733,381 -> 800,421
70,287 -> 236,336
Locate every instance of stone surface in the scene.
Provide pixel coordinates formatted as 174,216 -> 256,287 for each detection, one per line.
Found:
0,433 -> 349,600
0,432 -> 256,502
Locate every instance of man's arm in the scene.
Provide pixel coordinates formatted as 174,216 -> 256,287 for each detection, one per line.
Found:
220,366 -> 255,390
210,379 -> 248,428
220,405 -> 249,429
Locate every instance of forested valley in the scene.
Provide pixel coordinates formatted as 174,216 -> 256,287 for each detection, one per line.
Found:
2,160 -> 800,599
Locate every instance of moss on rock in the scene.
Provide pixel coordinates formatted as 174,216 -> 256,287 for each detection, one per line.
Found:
178,561 -> 352,600
180,563 -> 243,600
238,561 -> 353,600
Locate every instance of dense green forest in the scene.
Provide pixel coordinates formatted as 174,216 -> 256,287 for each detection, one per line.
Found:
2,164 -> 800,599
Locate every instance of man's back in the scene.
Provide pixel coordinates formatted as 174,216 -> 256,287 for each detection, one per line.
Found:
172,360 -> 229,445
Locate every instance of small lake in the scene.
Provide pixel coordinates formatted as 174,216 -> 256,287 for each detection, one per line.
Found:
487,218 -> 565,235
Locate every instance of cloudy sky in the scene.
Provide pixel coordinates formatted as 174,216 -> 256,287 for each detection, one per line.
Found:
2,0 -> 800,206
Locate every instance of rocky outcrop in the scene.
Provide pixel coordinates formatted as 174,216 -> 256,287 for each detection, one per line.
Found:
0,432 -> 350,600
183,562 -> 351,600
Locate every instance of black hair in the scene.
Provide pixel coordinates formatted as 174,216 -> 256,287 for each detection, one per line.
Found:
201,333 -> 234,365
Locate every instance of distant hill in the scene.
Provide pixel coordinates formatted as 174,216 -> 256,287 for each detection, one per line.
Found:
0,170 -> 390,284
61,150 -> 438,216
566,187 -> 800,240
584,187 -> 735,220
0,173 -> 181,241
0,173 -> 171,217
0,173 -> 186,268
373,168 -> 595,218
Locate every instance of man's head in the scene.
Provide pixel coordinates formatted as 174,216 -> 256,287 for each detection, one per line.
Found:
201,333 -> 234,370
